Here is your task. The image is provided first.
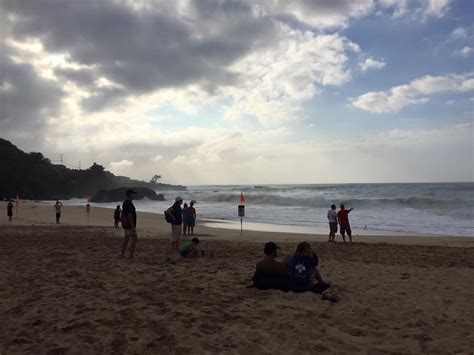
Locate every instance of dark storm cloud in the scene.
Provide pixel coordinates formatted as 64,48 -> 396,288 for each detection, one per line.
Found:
1,0 -> 276,112
54,67 -> 97,88
0,47 -> 64,144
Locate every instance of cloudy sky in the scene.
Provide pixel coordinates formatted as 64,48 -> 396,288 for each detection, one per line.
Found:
1,0 -> 473,184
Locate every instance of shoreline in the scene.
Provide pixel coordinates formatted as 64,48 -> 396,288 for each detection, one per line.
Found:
2,201 -> 473,247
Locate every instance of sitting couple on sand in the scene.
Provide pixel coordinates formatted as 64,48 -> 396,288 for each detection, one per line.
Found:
253,241 -> 338,302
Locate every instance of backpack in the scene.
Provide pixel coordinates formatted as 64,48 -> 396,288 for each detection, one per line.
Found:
121,213 -> 130,229
164,209 -> 174,223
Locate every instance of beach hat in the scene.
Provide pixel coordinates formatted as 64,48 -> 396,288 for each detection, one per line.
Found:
175,196 -> 183,202
190,199 -> 197,204
126,189 -> 137,195
264,242 -> 280,255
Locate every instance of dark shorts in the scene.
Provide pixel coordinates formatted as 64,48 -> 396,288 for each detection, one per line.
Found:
312,282 -> 331,294
56,213 -> 61,218
329,222 -> 337,234
180,249 -> 190,257
340,224 -> 351,235
291,282 -> 330,294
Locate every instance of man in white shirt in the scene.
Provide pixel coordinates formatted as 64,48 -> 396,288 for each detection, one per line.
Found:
327,204 -> 338,242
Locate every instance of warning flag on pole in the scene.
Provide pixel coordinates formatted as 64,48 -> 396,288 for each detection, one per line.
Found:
240,192 -> 245,203
87,196 -> 92,203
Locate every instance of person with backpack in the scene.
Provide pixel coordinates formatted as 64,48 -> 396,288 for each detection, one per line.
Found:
121,189 -> 138,259
166,196 -> 183,253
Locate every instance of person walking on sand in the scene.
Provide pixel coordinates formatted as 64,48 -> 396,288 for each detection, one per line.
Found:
121,189 -> 138,259
114,205 -> 121,228
337,204 -> 353,243
7,200 -> 13,221
182,203 -> 189,235
327,204 -> 338,242
166,196 -> 183,253
54,200 -> 63,224
187,200 -> 196,236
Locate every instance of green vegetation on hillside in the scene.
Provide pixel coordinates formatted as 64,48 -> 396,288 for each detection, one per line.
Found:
0,138 -> 185,200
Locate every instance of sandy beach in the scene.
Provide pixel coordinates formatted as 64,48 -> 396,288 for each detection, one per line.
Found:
1,201 -> 473,354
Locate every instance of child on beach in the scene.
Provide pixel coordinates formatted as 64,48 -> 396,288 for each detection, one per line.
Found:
179,237 -> 200,257
7,200 -> 13,221
186,200 -> 196,236
182,203 -> 189,235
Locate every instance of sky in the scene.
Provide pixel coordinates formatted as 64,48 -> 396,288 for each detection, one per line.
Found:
0,0 -> 473,185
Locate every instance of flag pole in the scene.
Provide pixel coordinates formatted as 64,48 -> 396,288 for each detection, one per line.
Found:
240,216 -> 243,237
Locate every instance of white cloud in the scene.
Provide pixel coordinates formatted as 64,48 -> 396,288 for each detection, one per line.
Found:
260,0 -> 375,29
352,73 -> 474,113
359,57 -> 386,72
110,159 -> 134,173
424,0 -> 451,18
151,154 -> 163,162
166,123 -> 473,184
451,27 -> 468,40
379,0 -> 452,19
223,30 -> 360,125
456,46 -> 473,57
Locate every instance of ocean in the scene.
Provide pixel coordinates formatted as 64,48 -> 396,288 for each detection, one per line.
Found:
66,182 -> 474,237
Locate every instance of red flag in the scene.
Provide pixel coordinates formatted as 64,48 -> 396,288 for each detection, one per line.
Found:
87,196 -> 92,203
16,193 -> 20,202
240,192 -> 245,203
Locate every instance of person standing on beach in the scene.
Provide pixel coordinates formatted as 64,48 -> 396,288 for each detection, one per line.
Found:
182,203 -> 189,235
121,189 -> 138,259
7,200 -> 13,221
337,204 -> 353,243
327,204 -> 338,242
187,200 -> 196,236
54,201 -> 63,224
166,196 -> 183,253
114,205 -> 121,228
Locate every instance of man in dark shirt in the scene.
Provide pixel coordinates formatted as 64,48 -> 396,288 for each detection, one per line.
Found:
253,242 -> 290,291
167,196 -> 183,252
121,189 -> 137,258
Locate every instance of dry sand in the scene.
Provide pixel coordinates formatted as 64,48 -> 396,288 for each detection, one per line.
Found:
1,201 -> 473,354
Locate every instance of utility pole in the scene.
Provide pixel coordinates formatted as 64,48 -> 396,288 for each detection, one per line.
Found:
60,154 -> 63,165
78,161 -> 81,170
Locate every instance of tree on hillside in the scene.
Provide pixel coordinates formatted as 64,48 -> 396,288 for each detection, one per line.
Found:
150,174 -> 162,184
